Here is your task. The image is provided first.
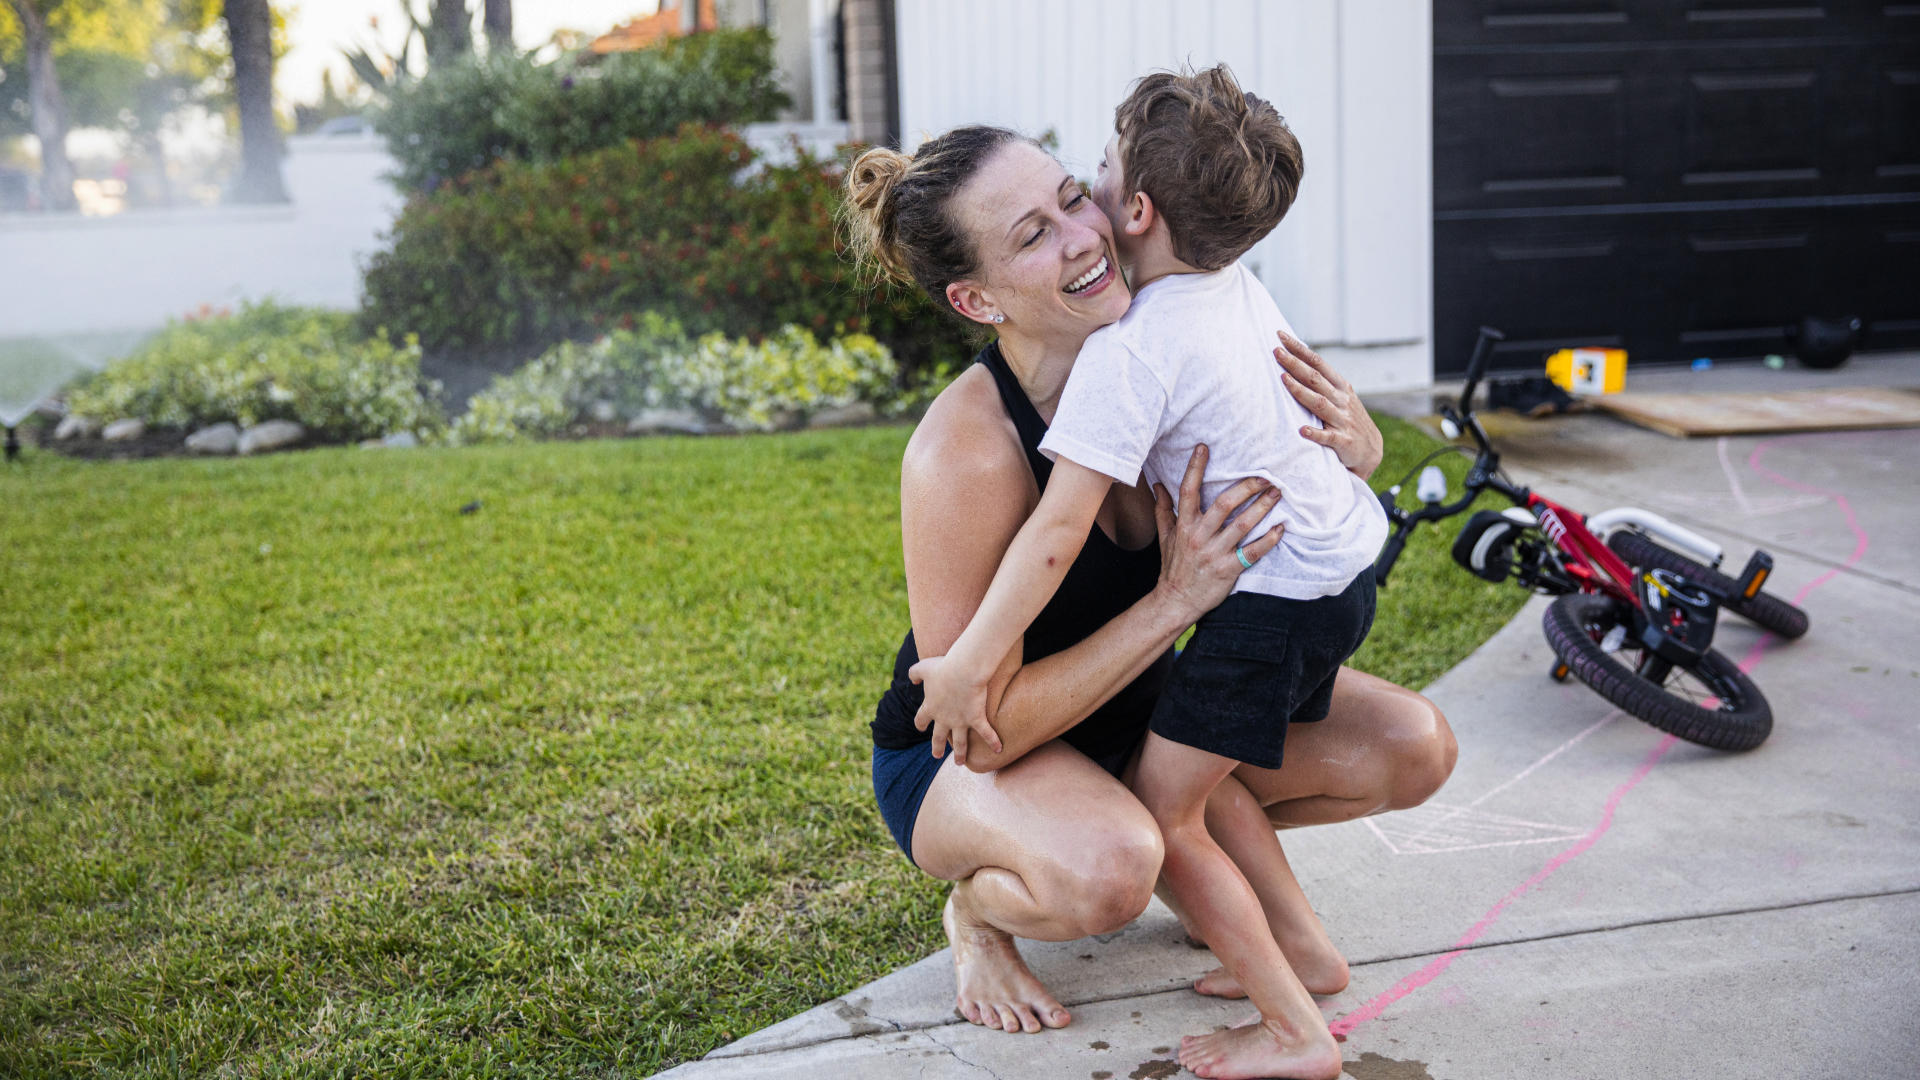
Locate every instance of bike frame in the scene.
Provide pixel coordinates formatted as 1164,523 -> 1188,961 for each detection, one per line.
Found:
1521,493 -> 1640,606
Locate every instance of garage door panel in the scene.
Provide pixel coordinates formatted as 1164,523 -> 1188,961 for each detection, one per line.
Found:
1878,66 -> 1920,178
1682,70 -> 1822,185
1434,1 -> 1920,373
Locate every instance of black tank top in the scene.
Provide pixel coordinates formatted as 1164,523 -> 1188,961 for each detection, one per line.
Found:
870,344 -> 1173,768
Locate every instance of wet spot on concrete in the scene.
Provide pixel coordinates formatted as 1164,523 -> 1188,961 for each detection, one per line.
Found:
832,999 -> 886,1037
1080,953 -> 1096,960
1128,1060 -> 1181,1080
1093,1073 -> 1113,1080
1346,1051 -> 1437,1080
1089,1041 -> 1110,1050
1151,1046 -> 1171,1054
1130,1011 -> 1141,1018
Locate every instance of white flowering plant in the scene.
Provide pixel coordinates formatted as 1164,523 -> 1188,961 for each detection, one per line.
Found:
450,320 -> 898,442
447,313 -> 689,444
651,325 -> 897,431
65,301 -> 442,442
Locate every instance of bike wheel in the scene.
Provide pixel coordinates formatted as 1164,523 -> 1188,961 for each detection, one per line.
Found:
1542,593 -> 1773,751
1606,530 -> 1809,640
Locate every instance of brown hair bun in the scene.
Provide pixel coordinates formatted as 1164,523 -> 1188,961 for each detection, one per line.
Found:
844,146 -> 915,288
838,127 -> 1034,322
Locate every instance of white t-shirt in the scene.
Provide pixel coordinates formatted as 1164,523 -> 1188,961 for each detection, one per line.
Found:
1038,262 -> 1386,600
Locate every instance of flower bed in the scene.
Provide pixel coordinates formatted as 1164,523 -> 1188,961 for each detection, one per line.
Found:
63,302 -> 442,445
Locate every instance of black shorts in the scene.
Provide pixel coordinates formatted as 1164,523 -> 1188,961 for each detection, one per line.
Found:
1148,573 -> 1377,770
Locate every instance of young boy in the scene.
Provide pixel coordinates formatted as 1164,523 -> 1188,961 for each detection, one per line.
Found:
913,66 -> 1381,1080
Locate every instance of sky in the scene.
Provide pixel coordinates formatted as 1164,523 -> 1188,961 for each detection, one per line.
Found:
278,1 -> 665,105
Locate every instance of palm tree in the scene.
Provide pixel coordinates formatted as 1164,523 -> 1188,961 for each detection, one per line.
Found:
482,0 -> 510,54
3,0 -> 79,211
222,0 -> 287,203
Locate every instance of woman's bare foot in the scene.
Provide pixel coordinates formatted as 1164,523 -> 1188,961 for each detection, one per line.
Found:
943,892 -> 1070,1034
1179,1016 -> 1343,1080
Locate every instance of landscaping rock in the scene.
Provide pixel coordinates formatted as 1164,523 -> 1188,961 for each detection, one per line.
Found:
237,420 -> 306,455
102,419 -> 147,442
185,422 -> 241,455
627,408 -> 711,436
587,400 -> 619,424
381,431 -> 420,449
807,401 -> 878,429
54,415 -> 99,441
359,438 -> 386,449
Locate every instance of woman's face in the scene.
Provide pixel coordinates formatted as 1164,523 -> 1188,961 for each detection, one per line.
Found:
946,141 -> 1130,340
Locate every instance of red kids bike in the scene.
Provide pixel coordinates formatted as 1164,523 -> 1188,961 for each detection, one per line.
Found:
1372,327 -> 1809,751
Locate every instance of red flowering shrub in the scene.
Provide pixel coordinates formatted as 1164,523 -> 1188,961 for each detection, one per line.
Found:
358,125 -> 959,374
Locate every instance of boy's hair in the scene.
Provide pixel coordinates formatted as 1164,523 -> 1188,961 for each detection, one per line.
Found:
1114,64 -> 1304,271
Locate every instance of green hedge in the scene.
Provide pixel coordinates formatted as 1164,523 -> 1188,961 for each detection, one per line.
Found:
65,302 -> 441,442
375,29 -> 791,194
357,125 -> 958,374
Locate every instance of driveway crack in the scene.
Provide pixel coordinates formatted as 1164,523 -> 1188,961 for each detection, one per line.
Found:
921,1025 -> 1005,1080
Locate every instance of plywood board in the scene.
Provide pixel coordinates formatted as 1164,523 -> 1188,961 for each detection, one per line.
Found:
1596,387 -> 1920,438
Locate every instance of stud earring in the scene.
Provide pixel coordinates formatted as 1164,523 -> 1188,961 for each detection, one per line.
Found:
991,314 -> 1005,324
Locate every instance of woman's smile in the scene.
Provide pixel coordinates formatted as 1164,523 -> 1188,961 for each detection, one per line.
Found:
1063,254 -> 1114,297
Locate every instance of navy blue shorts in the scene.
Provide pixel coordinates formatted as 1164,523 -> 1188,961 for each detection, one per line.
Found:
1148,573 -> 1376,771
871,737 -> 1138,869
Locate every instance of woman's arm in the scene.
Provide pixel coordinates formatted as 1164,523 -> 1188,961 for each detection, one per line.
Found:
1273,329 -> 1384,481
958,455 -> 1281,774
915,459 -> 1113,763
902,378 -> 1282,773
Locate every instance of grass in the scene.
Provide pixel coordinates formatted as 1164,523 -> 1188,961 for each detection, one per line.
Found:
0,416 -> 1522,1077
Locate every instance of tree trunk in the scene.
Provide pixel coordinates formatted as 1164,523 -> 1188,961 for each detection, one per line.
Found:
7,0 -> 78,212
483,0 -> 511,55
425,0 -> 473,66
222,0 -> 288,203
138,129 -> 173,208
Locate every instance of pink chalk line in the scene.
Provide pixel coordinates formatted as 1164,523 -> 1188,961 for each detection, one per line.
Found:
1329,435 -> 1869,1039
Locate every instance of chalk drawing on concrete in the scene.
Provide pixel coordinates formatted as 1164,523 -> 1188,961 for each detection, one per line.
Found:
1364,803 -> 1588,855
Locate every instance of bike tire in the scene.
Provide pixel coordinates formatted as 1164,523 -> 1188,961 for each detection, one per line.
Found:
1606,530 -> 1809,640
1543,593 -> 1773,751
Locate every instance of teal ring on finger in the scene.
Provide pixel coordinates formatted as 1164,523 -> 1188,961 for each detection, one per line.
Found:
1236,546 -> 1254,570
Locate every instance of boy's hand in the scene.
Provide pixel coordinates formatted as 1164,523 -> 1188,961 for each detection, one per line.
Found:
907,654 -> 1004,766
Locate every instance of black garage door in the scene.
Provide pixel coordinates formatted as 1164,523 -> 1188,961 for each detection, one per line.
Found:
1434,2 -> 1920,375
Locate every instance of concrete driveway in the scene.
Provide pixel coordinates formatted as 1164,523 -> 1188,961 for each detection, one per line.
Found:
659,360 -> 1920,1080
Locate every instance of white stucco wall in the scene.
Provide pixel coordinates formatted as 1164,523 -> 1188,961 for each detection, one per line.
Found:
893,0 -> 1433,390
0,133 -> 401,345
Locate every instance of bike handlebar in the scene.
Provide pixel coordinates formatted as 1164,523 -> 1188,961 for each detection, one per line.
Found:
1456,326 -> 1506,415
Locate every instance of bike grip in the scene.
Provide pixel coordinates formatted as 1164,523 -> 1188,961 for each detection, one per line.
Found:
1375,527 -> 1411,586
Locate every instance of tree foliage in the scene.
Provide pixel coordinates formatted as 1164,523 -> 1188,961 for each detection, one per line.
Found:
0,0 -> 224,140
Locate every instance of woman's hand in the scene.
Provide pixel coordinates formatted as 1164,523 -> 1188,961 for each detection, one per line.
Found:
1152,444 -> 1285,625
1274,329 -> 1383,481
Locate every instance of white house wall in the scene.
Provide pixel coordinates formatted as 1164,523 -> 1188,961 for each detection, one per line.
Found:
894,0 -> 1433,390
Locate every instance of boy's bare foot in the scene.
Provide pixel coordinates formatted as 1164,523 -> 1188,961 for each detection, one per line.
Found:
1193,929 -> 1350,997
943,893 -> 1070,1034
1179,1016 -> 1343,1080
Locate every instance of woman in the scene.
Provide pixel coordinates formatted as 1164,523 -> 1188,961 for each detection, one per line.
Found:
847,127 -> 1456,1035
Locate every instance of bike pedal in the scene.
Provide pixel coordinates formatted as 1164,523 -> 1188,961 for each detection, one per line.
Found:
1736,550 -> 1774,601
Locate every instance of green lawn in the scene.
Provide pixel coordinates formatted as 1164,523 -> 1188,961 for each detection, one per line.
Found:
0,417 -> 1521,1077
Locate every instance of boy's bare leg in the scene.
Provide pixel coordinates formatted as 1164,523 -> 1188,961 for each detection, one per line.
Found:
1132,733 -> 1342,1080
1189,772 -> 1349,996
